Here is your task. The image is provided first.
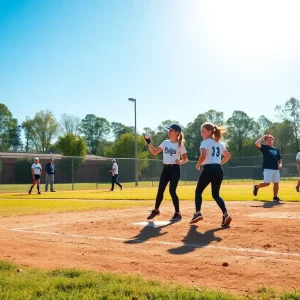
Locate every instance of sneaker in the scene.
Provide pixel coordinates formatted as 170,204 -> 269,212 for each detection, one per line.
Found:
273,196 -> 281,202
221,212 -> 232,227
253,185 -> 258,196
147,210 -> 160,220
190,213 -> 203,224
170,212 -> 182,222
296,186 -> 299,193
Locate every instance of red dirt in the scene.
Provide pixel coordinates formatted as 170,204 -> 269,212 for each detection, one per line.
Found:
1,201 -> 300,295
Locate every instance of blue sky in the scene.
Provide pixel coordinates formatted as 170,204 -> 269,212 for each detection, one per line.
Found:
1,0 -> 300,132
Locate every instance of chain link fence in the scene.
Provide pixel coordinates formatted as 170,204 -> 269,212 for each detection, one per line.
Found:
0,153 -> 298,192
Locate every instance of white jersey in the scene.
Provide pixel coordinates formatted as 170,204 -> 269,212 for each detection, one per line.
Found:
200,138 -> 226,165
31,163 -> 42,175
296,152 -> 300,161
112,163 -> 118,175
159,140 -> 187,164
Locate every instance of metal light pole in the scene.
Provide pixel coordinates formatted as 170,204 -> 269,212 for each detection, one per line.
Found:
128,98 -> 138,187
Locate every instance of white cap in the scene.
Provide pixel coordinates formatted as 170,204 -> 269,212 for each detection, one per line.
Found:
34,157 -> 39,161
112,159 -> 116,162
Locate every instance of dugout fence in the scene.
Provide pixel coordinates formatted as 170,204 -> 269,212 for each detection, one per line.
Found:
0,153 -> 298,191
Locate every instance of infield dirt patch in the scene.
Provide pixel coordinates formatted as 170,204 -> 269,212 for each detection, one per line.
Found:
0,201 -> 299,295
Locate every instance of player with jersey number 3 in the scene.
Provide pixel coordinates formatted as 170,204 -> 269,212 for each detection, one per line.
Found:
190,122 -> 232,227
144,124 -> 188,222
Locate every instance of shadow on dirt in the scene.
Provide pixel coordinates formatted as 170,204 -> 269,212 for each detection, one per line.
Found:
250,200 -> 285,209
167,225 -> 227,255
123,222 -> 174,244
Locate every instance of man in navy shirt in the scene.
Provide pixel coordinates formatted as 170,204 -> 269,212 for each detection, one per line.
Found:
253,134 -> 282,202
45,158 -> 56,192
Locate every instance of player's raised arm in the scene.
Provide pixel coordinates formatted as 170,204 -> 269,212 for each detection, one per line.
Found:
144,135 -> 163,156
255,135 -> 265,149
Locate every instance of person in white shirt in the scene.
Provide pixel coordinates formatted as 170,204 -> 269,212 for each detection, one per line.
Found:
28,157 -> 42,195
296,149 -> 300,192
109,159 -> 122,191
190,122 -> 232,226
144,124 -> 188,222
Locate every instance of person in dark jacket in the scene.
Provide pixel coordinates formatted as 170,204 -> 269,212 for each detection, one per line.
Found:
45,158 -> 56,192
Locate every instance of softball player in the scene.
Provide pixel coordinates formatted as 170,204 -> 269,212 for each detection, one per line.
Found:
145,124 -> 188,222
296,148 -> 300,192
253,134 -> 282,201
109,159 -> 123,191
28,157 -> 42,195
190,122 -> 232,226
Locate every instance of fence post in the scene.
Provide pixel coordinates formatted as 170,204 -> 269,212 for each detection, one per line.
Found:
96,158 -> 98,190
71,157 -> 74,191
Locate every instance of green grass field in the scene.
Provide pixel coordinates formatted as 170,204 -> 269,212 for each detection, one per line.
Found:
0,261 -> 299,300
0,182 -> 299,217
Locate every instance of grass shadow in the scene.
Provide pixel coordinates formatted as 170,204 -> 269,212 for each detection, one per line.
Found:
167,225 -> 226,255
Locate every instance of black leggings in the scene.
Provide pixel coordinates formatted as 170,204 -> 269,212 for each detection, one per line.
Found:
195,164 -> 227,213
111,174 -> 122,190
155,165 -> 181,213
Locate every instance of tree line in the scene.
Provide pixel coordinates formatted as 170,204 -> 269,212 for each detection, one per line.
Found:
1,97 -> 300,160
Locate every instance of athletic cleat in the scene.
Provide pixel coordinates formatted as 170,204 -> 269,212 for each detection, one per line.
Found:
296,186 -> 299,193
170,212 -> 182,222
190,213 -> 203,224
38,192 -> 42,195
273,196 -> 281,202
147,210 -> 160,220
221,212 -> 232,227
28,190 -> 31,195
253,185 -> 258,196
50,190 -> 56,192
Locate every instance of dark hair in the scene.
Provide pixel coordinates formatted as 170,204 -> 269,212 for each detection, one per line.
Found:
201,122 -> 227,142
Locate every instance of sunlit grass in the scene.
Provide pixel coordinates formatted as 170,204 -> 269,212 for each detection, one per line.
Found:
0,261 -> 299,300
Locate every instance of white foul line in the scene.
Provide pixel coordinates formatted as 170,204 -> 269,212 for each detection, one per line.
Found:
10,228 -> 300,258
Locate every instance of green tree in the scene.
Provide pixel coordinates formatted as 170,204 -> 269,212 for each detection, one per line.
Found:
60,113 -> 81,136
183,114 -> 206,160
56,133 -> 87,181
103,133 -> 149,175
258,115 -> 273,135
80,114 -> 110,154
111,122 -> 135,140
22,110 -> 59,153
0,104 -> 22,151
226,110 -> 260,157
269,121 -> 296,154
275,97 -> 300,151
204,109 -> 224,125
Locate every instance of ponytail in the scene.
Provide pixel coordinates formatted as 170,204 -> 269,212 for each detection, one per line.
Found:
178,132 -> 185,146
202,122 -> 227,142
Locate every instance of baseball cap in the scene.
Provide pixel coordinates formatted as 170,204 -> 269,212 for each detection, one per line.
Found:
112,159 -> 116,162
167,124 -> 182,133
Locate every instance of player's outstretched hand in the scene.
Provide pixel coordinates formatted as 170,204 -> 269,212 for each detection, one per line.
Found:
144,134 -> 152,145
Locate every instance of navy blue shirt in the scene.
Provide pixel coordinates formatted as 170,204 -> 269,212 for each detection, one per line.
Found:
259,144 -> 281,170
45,162 -> 56,175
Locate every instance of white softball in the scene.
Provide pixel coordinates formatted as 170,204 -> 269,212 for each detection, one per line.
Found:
145,134 -> 151,139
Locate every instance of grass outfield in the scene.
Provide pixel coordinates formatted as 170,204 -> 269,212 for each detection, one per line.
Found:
0,183 -> 299,217
0,261 -> 299,300
1,178 -> 297,192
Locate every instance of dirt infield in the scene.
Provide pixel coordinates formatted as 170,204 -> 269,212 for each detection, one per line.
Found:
1,201 -> 300,295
